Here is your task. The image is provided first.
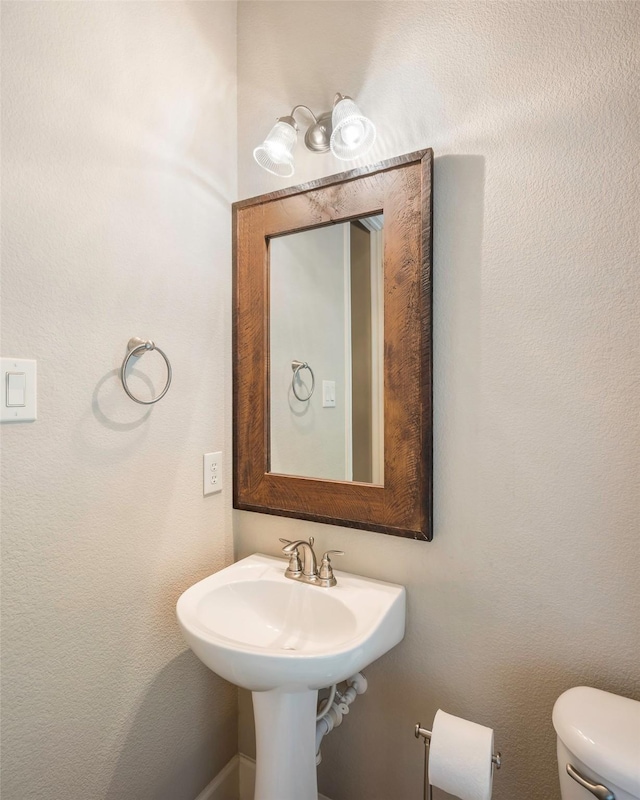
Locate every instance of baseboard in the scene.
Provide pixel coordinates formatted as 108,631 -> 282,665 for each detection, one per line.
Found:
238,754 -> 254,800
195,754 -> 240,800
196,753 -> 332,800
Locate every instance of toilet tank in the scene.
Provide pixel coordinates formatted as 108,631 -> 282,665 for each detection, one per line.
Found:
553,687 -> 640,800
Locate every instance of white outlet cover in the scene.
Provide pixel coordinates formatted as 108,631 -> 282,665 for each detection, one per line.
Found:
203,451 -> 223,495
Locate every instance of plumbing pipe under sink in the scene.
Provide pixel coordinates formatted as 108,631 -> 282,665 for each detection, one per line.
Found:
316,672 -> 368,764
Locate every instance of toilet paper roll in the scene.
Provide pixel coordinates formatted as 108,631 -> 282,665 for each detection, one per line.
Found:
428,709 -> 494,800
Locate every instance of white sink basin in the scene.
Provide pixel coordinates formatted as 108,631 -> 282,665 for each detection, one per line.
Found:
177,553 -> 406,800
176,553 -> 406,692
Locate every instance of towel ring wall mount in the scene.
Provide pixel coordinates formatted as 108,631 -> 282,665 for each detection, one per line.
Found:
291,360 -> 315,402
121,337 -> 172,405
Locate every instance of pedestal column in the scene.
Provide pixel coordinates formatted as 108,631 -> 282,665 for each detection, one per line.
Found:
252,687 -> 319,800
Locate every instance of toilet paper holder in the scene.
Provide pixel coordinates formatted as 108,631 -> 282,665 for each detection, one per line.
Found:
415,723 -> 501,800
415,724 -> 502,768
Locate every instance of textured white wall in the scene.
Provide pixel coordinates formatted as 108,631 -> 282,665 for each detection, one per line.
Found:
1,3 -> 237,798
236,3 -> 640,799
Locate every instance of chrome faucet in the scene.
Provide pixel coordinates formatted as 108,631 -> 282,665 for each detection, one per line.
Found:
281,536 -> 318,578
279,537 -> 344,588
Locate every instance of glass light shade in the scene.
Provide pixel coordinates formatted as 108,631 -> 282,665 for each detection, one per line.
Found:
330,98 -> 376,160
253,119 -> 297,176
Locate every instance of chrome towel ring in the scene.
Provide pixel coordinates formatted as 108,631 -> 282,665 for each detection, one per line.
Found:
291,360 -> 315,402
121,337 -> 172,405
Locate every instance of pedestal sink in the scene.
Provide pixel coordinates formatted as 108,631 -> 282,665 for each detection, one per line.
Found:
176,553 -> 406,800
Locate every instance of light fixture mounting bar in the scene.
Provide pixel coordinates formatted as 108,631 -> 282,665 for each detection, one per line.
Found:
286,104 -> 332,153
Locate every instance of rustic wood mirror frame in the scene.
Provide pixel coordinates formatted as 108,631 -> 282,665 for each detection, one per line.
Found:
233,149 -> 433,540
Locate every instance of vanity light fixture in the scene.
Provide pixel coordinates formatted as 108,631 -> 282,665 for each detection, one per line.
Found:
253,93 -> 376,177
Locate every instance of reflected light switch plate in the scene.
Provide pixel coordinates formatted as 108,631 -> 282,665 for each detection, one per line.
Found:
322,380 -> 336,408
1,358 -> 37,422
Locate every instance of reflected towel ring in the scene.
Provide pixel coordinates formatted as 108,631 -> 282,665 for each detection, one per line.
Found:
291,360 -> 315,402
121,337 -> 172,405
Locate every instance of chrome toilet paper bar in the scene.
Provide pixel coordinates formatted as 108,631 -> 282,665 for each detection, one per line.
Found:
414,723 -> 501,800
415,725 -> 502,768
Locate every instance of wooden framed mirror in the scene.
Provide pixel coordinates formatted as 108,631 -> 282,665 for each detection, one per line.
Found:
233,149 -> 433,540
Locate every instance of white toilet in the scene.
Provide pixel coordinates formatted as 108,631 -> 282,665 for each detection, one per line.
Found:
553,686 -> 640,800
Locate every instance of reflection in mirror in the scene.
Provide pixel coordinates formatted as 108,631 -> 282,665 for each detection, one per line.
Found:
269,215 -> 384,484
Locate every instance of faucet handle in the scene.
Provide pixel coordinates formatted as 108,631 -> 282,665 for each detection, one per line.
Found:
318,550 -> 344,587
279,538 -> 302,577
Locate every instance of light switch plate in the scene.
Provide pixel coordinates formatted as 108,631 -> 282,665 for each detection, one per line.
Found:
322,380 -> 336,408
1,358 -> 37,422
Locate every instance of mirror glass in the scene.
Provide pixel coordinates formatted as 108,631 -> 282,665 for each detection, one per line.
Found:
269,215 -> 384,484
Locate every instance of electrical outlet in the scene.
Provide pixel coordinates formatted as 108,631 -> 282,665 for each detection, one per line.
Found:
203,451 -> 222,495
